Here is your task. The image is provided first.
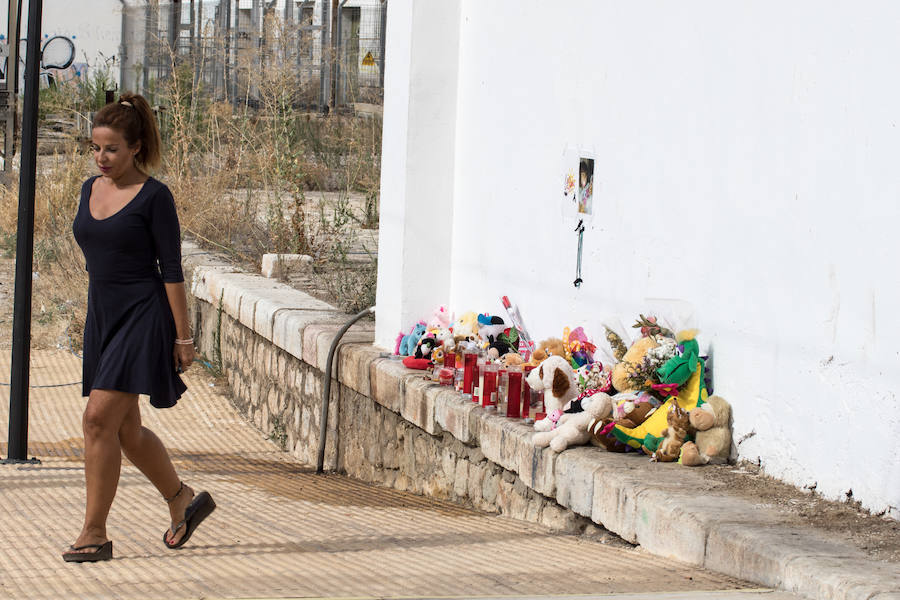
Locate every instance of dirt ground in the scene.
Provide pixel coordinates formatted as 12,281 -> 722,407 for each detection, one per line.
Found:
0,255 -> 896,567
700,462 -> 899,563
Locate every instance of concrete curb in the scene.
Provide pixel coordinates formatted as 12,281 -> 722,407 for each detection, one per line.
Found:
181,240 -> 900,600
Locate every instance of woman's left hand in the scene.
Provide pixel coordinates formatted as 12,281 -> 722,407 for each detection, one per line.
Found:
174,343 -> 195,373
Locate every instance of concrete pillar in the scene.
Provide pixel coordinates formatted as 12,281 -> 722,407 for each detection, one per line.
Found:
374,0 -> 462,349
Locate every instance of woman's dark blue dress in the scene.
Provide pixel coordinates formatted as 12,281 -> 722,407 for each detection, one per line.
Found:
72,175 -> 187,408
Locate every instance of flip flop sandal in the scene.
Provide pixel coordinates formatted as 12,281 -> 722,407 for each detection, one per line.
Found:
62,540 -> 113,563
163,491 -> 216,549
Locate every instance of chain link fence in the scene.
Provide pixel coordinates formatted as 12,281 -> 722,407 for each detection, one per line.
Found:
120,0 -> 385,110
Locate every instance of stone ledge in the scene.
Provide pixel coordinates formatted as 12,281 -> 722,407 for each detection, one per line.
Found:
181,240 -> 900,600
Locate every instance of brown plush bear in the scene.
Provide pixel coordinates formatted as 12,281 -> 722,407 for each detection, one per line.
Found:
501,352 -> 525,367
680,395 -> 732,466
650,403 -> 694,462
528,338 -> 567,365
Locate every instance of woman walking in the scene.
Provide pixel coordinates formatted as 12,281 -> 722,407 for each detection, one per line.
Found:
64,93 -> 215,562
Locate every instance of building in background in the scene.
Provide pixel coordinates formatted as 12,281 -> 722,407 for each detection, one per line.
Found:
375,1 -> 900,520
120,0 -> 385,109
0,0 -> 385,107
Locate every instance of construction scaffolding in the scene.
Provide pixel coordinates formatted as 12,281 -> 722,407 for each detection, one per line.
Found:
120,0 -> 385,110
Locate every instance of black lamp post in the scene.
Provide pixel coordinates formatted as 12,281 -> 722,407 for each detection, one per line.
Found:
4,0 -> 43,464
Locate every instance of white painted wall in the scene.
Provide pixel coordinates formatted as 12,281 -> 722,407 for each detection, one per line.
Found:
1,0 -> 123,85
376,0 -> 900,518
375,0 -> 460,348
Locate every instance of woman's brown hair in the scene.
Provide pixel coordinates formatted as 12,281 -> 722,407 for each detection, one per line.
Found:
92,92 -> 161,170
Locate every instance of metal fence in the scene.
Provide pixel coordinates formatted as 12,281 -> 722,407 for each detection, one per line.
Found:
120,0 -> 386,110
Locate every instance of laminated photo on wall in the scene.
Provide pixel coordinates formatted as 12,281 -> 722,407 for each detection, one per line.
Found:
578,157 -> 594,216
561,147 -> 596,223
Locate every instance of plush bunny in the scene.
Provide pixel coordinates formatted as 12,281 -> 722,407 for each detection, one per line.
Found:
533,393 -> 612,452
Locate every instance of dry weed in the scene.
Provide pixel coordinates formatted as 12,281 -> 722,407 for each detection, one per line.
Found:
1,12 -> 380,352
0,142 -> 92,350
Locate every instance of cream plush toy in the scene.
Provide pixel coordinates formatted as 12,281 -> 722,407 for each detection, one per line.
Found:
527,355 -> 579,432
680,395 -> 732,466
533,392 -> 613,452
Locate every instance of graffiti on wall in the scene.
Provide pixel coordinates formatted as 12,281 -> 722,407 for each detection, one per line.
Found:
0,33 -> 76,88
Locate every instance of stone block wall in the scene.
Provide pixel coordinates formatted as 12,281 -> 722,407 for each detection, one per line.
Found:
191,284 -> 595,533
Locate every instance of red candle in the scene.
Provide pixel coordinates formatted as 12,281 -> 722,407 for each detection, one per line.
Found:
444,350 -> 456,369
463,351 -> 477,395
506,369 -> 522,418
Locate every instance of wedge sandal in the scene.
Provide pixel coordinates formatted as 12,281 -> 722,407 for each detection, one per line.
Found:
62,540 -> 113,563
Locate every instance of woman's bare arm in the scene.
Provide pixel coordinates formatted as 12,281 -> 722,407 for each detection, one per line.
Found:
165,281 -> 194,370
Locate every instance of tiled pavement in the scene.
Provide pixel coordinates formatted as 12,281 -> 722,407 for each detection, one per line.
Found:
0,350 -> 780,600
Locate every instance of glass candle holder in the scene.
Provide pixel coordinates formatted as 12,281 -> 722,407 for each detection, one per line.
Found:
506,366 -> 523,418
439,367 -> 455,386
474,358 -> 486,403
530,389 -> 545,420
522,365 -> 534,420
443,349 -> 456,369
496,368 -> 508,415
462,351 -> 477,395
481,363 -> 499,409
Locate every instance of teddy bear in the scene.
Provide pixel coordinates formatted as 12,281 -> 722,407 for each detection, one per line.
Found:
528,338 -> 567,366
679,395 -> 732,466
395,322 -> 426,356
648,402 -> 693,462
526,355 -> 579,432
533,392 -> 612,452
501,352 -> 525,367
453,311 -> 479,340
433,327 -> 454,351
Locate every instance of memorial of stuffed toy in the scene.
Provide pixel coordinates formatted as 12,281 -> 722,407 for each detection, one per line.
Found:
394,298 -> 732,466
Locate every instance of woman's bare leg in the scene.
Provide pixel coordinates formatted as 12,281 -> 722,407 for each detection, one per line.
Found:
69,389 -> 138,552
117,400 -> 194,545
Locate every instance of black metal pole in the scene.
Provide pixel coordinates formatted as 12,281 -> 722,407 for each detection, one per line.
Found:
5,0 -> 43,464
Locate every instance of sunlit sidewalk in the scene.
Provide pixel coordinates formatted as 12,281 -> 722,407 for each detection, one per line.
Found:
0,349 -> 767,600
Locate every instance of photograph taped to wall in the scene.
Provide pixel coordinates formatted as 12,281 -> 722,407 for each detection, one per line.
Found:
561,147 -> 595,223
578,157 -> 594,216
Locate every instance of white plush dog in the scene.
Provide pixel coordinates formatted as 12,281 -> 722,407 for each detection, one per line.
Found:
527,355 -> 579,432
533,392 -> 613,452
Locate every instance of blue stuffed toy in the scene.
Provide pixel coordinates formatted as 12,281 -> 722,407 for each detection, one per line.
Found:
396,322 -> 427,356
